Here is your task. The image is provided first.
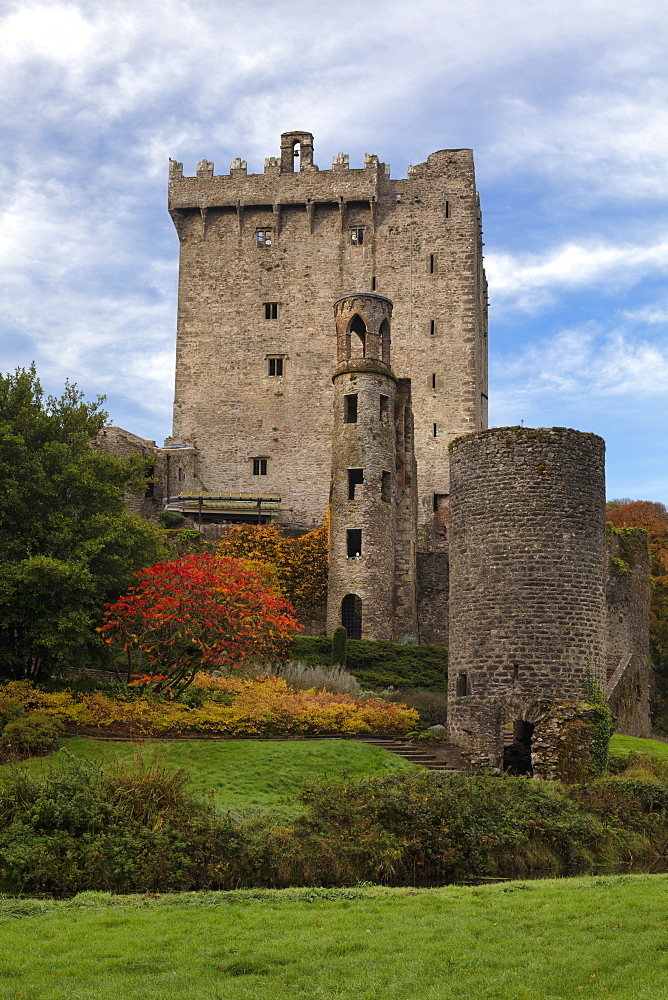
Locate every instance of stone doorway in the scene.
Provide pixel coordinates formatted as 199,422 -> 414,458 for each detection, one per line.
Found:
503,720 -> 534,775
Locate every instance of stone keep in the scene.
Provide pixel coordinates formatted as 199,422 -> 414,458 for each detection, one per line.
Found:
326,293 -> 418,642
167,129 -> 488,555
447,426 -> 608,766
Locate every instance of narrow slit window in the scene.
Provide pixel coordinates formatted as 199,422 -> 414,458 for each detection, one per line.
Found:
371,276 -> 377,291
267,357 -> 283,377
429,253 -> 435,274
264,302 -> 278,319
144,466 -> 155,499
257,229 -> 273,248
348,468 -> 364,500
178,467 -> 185,482
347,529 -> 362,558
430,319 -> 435,336
431,374 -> 437,389
252,458 -> 267,476
379,394 -> 389,424
433,423 -> 438,437
350,228 -> 365,246
344,394 -> 358,423
456,672 -> 469,697
445,200 -> 450,219
381,471 -> 391,503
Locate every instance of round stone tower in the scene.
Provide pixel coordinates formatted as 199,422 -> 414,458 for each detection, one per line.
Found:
447,426 -> 607,768
326,293 -> 398,640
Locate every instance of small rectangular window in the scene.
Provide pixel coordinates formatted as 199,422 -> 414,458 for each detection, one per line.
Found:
264,302 -> 278,319
257,229 -> 273,248
431,374 -> 437,390
178,467 -> 185,482
350,228 -> 365,246
444,200 -> 450,219
433,423 -> 438,437
348,468 -> 364,500
267,357 -> 283,377
344,394 -> 358,423
430,319 -> 436,336
381,471 -> 391,503
252,458 -> 267,476
379,395 -> 389,424
456,672 -> 469,697
433,493 -> 448,512
347,529 -> 362,558
371,276 -> 376,291
429,253 -> 435,274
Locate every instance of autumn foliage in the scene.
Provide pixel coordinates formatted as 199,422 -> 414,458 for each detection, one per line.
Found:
606,500 -> 668,683
216,516 -> 329,621
101,553 -> 300,695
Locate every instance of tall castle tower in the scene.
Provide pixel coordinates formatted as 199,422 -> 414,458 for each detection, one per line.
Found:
167,131 -> 488,562
326,293 -> 418,642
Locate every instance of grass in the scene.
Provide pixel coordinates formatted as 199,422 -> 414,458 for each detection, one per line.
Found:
609,734 -> 668,760
7,737 -> 420,813
0,874 -> 666,998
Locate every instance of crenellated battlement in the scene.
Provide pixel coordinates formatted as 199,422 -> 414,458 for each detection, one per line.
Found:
168,130 -> 475,214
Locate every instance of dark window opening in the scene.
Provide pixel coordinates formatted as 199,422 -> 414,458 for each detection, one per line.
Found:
349,314 -> 366,357
430,319 -> 435,336
252,458 -> 267,476
267,357 -> 283,377
257,229 -> 273,248
341,594 -> 362,640
347,529 -> 362,558
178,467 -> 185,482
264,302 -> 278,319
348,468 -> 364,500
429,253 -> 435,274
371,276 -> 377,291
433,423 -> 438,437
431,373 -> 437,389
344,394 -> 358,423
350,228 -> 365,246
433,493 -> 448,513
144,466 -> 155,499
445,200 -> 450,219
456,672 -> 469,697
381,470 -> 391,503
379,394 -> 389,424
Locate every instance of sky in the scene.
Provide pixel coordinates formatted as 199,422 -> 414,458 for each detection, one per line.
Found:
1,0 -> 667,501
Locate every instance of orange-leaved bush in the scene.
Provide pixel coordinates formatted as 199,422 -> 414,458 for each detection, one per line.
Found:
216,515 -> 328,621
101,553 -> 300,696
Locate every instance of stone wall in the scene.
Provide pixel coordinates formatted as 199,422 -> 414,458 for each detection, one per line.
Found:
168,131 -> 487,544
605,526 -> 653,736
447,426 -> 607,767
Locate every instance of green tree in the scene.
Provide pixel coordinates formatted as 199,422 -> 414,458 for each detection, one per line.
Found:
0,365 -> 164,680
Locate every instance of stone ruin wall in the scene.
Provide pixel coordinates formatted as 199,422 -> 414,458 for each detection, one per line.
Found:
605,526 -> 653,736
447,426 -> 608,767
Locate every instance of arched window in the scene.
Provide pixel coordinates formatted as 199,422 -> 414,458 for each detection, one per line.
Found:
341,594 -> 362,640
379,318 -> 391,366
348,314 -> 366,359
292,141 -> 300,169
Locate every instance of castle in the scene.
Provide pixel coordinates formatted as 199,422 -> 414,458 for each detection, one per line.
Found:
94,130 -> 653,767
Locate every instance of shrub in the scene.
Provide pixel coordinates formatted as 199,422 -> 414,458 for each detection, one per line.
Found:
0,712 -> 64,756
382,689 -> 447,727
289,636 -> 448,691
273,662 -> 362,697
157,511 -> 186,529
331,627 -> 348,666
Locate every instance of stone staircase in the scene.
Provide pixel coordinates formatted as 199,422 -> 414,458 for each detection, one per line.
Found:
354,736 -> 471,773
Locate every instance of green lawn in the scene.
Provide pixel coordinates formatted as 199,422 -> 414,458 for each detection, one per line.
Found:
9,737 -> 420,813
0,875 -> 666,998
609,734 -> 668,760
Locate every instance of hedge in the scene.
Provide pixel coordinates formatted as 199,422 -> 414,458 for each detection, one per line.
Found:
289,637 -> 447,691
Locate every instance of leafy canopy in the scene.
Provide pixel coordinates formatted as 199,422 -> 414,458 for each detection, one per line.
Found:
101,553 -> 301,696
0,365 -> 164,679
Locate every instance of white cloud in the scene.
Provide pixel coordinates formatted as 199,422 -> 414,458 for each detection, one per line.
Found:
486,238 -> 668,313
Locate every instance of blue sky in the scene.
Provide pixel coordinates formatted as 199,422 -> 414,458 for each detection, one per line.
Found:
1,0 -> 666,501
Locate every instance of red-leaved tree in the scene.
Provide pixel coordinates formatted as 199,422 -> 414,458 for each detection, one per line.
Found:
101,553 -> 300,696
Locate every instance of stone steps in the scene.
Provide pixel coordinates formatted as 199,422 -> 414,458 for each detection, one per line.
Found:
354,736 -> 470,772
